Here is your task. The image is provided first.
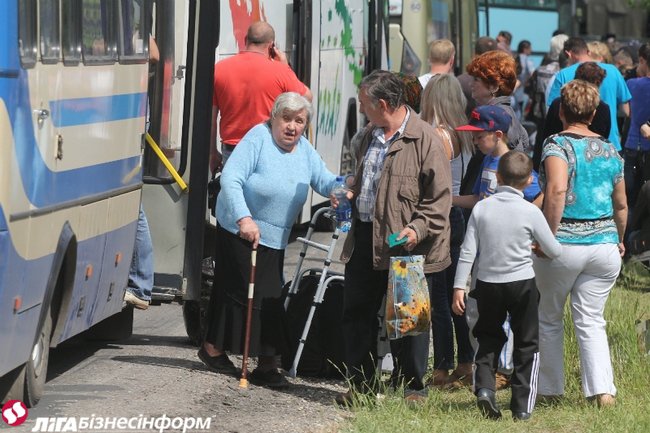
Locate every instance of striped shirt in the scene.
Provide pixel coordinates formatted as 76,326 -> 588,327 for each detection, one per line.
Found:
356,110 -> 410,222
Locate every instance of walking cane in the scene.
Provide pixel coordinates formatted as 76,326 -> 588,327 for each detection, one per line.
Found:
239,247 -> 257,388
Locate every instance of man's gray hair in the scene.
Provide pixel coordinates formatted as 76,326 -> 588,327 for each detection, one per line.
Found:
359,70 -> 404,109
271,92 -> 312,121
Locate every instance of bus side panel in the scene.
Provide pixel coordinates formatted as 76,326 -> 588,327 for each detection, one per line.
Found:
90,226 -> 138,327
0,207 -> 52,378
0,208 -> 138,379
90,191 -> 141,325
57,223 -> 138,341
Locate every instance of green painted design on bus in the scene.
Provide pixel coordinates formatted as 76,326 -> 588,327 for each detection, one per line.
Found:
333,0 -> 364,85
318,67 -> 342,137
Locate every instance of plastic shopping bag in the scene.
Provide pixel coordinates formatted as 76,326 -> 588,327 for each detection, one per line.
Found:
385,255 -> 430,339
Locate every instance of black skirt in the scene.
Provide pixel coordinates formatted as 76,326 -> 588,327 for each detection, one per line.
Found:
204,226 -> 287,356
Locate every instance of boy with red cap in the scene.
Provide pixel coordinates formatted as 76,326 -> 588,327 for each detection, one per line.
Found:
454,105 -> 543,208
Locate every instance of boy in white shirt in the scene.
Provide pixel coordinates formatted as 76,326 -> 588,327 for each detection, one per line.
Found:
452,151 -> 561,421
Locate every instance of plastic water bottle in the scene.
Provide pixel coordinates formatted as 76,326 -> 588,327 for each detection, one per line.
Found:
333,176 -> 352,232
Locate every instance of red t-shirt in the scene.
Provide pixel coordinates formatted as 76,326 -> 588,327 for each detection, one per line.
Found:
213,51 -> 308,145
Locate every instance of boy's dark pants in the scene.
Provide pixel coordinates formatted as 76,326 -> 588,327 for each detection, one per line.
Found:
470,278 -> 539,413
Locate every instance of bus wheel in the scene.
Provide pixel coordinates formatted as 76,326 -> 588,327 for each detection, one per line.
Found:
23,310 -> 52,407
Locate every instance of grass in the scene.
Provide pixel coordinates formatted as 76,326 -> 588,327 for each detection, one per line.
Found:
338,263 -> 650,433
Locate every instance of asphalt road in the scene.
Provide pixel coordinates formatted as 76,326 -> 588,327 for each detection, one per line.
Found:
18,229 -> 350,433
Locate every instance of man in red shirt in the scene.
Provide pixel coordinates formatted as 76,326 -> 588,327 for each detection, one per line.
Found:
210,21 -> 312,172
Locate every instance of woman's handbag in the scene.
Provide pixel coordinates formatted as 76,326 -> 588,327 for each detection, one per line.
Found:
385,255 -> 431,340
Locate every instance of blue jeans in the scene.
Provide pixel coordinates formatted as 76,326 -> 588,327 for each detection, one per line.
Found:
431,206 -> 474,370
128,206 -> 154,300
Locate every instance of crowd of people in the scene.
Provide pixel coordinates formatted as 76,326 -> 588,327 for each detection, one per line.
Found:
141,20 -> 648,421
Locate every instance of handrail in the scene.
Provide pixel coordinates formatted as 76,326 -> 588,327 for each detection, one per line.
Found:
145,133 -> 188,191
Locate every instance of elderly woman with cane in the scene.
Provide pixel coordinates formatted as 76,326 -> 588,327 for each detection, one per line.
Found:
534,80 -> 627,407
198,92 -> 339,388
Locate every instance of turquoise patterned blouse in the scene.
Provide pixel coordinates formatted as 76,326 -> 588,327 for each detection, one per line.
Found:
540,133 -> 623,245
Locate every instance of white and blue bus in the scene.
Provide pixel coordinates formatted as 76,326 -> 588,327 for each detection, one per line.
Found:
0,0 -> 154,406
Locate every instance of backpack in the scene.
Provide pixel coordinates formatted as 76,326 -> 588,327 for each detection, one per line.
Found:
525,62 -> 559,123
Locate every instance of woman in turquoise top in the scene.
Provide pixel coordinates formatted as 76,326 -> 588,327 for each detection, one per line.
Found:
534,80 -> 627,407
199,93 -> 338,388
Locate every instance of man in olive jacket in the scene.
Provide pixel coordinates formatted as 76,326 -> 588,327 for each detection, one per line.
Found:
336,70 -> 452,403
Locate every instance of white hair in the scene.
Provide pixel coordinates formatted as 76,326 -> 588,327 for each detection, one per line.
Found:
270,92 -> 312,121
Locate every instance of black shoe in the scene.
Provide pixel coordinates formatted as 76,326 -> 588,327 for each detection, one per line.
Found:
197,347 -> 238,376
249,368 -> 289,389
476,388 -> 502,419
512,411 -> 531,421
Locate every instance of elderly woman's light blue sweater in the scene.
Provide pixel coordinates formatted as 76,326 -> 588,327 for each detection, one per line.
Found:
216,123 -> 338,249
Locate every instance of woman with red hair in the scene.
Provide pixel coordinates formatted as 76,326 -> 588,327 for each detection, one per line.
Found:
466,50 -> 529,152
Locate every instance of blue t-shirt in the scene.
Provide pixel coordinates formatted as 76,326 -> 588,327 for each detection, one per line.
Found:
547,62 -> 631,150
624,77 -> 650,151
472,153 -> 541,202
540,133 -> 623,245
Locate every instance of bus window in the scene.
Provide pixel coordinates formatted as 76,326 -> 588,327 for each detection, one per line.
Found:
18,0 -> 38,68
81,0 -> 118,64
118,0 -> 148,62
62,0 -> 82,65
40,0 -> 61,63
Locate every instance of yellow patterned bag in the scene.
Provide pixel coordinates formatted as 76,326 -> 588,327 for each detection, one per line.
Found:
386,255 -> 430,339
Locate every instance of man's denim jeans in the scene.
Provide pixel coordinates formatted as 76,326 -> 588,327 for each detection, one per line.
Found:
128,206 -> 154,300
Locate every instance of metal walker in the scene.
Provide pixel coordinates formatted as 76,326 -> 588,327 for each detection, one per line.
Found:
283,207 -> 345,378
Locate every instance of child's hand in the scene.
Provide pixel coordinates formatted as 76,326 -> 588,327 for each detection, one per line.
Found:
531,242 -> 548,258
451,288 -> 466,315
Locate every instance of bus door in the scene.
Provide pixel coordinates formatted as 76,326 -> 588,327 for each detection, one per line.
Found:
142,0 -> 191,302
142,0 -> 218,312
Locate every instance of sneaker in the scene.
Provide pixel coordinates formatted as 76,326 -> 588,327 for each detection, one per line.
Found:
512,411 -> 531,421
197,346 -> 239,376
249,368 -> 289,389
124,291 -> 149,310
495,372 -> 511,390
476,388 -> 502,419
